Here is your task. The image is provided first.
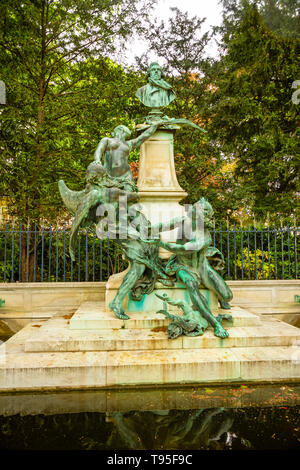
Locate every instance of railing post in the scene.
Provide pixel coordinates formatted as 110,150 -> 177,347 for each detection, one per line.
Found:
260,224 -> 264,280
281,226 -> 284,279
234,222 -> 237,280
92,231 -> 95,282
78,230 -> 81,282
48,223 -> 52,282
226,223 -> 230,280
85,229 -> 88,282
294,226 -> 298,279
254,225 -> 257,280
63,224 -> 66,282
240,224 -> 244,281
0,222 -> 298,283
100,239 -> 103,281
4,223 -> 7,282
247,225 -> 250,280
26,223 -> 29,282
55,224 -> 59,282
33,223 -> 37,282
11,224 -> 15,282
267,225 -> 271,280
41,224 -> 44,282
274,223 -> 277,280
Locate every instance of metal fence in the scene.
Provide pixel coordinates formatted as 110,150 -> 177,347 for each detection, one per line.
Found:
0,224 -> 299,283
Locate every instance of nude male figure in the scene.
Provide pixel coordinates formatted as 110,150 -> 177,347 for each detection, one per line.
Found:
143,199 -> 232,338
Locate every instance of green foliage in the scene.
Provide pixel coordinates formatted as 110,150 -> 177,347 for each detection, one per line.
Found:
205,1 -> 300,222
138,3 -> 299,223
0,225 -> 298,281
0,227 -> 127,282
138,8 -> 227,212
0,0 -> 154,224
236,249 -> 276,280
215,225 -> 299,280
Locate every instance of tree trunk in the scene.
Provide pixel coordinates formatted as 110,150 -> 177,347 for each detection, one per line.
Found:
20,225 -> 36,282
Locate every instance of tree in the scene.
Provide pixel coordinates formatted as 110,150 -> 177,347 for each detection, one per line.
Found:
136,9 -> 227,209
219,0 -> 300,39
0,0 -> 155,279
204,1 -> 300,223
257,0 -> 300,39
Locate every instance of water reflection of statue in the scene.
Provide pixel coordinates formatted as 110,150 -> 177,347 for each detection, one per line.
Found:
105,408 -> 235,450
135,62 -> 176,109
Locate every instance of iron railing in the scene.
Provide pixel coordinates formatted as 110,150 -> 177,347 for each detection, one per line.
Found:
0,224 -> 299,282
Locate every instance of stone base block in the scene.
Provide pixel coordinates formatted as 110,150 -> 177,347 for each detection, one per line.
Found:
26,319 -> 300,353
69,303 -> 261,330
1,339 -> 300,391
0,302 -> 300,391
105,270 -> 219,313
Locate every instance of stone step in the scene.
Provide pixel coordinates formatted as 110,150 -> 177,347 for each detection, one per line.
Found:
24,317 -> 300,352
69,302 -> 262,330
1,343 -> 300,391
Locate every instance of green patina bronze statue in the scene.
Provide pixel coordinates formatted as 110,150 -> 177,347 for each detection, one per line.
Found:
155,292 -> 233,340
135,62 -> 176,109
58,63 -> 233,339
155,292 -> 209,339
108,212 -> 185,320
142,199 -> 233,339
93,122 -> 164,191
59,121 -> 167,261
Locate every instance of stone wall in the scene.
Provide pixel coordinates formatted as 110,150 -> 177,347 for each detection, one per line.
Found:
0,280 -> 299,332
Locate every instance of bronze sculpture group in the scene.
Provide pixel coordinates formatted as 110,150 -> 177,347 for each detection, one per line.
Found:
59,63 -> 233,339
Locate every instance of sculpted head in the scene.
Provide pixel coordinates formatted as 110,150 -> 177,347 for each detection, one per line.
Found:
135,61 -> 174,107
147,62 -> 163,81
193,198 -> 214,229
112,125 -> 131,140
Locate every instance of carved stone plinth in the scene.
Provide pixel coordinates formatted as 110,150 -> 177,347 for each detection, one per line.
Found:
137,129 -> 187,256
1,302 -> 300,391
105,269 -> 219,314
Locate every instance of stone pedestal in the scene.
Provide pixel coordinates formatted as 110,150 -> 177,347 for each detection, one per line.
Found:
1,301 -> 300,391
138,130 -> 184,193
137,130 -> 187,254
105,270 -> 219,313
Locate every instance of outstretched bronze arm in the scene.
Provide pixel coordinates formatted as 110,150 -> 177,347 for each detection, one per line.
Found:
151,215 -> 185,234
129,120 -> 166,149
142,238 -> 205,254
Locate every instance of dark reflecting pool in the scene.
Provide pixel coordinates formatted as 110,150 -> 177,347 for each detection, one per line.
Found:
0,384 -> 299,450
